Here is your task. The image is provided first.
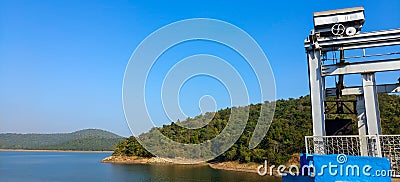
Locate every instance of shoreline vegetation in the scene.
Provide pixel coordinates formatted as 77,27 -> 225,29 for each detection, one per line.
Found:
106,94 -> 400,176
0,149 -> 113,153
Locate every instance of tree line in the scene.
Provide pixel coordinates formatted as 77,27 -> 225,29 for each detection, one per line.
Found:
113,94 -> 400,164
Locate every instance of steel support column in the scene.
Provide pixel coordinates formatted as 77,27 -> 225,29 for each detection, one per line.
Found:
362,73 -> 382,135
307,48 -> 326,138
356,95 -> 368,156
362,73 -> 383,157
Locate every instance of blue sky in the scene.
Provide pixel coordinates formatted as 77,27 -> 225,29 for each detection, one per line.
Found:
1,0 -> 399,136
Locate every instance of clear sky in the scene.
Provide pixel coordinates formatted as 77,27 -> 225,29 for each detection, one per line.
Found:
1,0 -> 399,137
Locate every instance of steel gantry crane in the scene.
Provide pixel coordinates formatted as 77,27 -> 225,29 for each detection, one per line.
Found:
305,7 -> 400,155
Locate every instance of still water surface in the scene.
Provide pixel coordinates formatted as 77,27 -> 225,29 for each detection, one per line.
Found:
0,151 -> 280,181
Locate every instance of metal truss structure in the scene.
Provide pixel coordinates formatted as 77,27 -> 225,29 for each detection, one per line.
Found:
305,10 -> 400,154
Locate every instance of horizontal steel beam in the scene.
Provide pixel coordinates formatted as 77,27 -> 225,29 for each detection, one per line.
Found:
322,58 -> 400,76
326,83 -> 400,96
305,28 -> 400,51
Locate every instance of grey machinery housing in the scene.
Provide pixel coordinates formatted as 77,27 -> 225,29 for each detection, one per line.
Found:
313,7 -> 365,37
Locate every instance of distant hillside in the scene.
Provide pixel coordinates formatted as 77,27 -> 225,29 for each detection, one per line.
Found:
0,129 -> 124,151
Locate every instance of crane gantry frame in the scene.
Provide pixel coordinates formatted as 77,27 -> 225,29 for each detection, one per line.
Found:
305,28 -> 400,155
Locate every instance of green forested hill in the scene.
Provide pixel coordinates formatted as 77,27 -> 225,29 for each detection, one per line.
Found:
113,94 -> 400,164
0,129 -> 124,151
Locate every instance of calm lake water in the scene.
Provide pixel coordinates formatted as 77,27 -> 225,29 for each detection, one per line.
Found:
0,151 -> 280,182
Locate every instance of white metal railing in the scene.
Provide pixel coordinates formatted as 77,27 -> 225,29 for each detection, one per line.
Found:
305,135 -> 400,177
379,135 -> 400,177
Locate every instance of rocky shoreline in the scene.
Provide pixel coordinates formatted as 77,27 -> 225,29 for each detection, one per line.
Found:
101,155 -> 264,175
101,155 -> 174,164
208,161 -> 261,174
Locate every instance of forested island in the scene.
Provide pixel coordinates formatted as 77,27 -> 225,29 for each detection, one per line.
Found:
0,129 -> 123,151
105,94 -> 400,168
